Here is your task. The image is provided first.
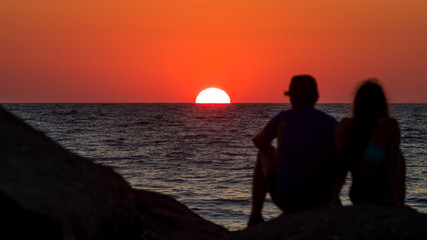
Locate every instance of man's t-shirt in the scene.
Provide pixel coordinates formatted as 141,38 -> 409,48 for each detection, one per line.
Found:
264,106 -> 338,207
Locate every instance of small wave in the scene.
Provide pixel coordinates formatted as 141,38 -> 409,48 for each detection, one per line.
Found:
135,121 -> 150,125
217,199 -> 250,204
66,109 -> 78,115
102,138 -> 127,147
117,123 -> 131,128
184,134 -> 210,139
415,199 -> 427,204
165,152 -> 192,160
406,198 -> 427,205
193,159 -> 213,164
65,128 -> 84,134
208,140 -> 229,145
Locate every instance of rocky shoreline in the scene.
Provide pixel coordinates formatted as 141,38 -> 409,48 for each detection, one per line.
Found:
1,105 -> 426,239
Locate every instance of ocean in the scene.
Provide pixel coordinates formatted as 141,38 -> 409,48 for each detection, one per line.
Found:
3,103 -> 426,230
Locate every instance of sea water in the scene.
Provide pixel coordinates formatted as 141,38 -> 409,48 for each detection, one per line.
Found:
3,103 -> 426,230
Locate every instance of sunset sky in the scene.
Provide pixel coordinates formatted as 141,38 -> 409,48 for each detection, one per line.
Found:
1,0 -> 426,103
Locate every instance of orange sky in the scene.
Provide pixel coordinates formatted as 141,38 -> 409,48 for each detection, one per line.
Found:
1,0 -> 426,103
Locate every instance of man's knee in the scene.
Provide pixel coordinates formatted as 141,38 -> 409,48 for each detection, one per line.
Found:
257,147 -> 279,177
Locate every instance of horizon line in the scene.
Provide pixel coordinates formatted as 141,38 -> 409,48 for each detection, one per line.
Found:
2,102 -> 426,104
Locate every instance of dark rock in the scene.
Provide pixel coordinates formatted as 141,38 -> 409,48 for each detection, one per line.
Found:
0,190 -> 63,239
230,205 -> 427,240
134,189 -> 229,240
0,106 -> 140,239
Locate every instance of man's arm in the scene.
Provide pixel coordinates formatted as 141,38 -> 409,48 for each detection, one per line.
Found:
252,129 -> 272,149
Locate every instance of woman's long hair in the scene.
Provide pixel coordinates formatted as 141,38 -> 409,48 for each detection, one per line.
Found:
341,79 -> 389,170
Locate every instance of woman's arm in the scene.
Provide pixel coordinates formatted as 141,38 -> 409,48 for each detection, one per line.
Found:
385,119 -> 406,207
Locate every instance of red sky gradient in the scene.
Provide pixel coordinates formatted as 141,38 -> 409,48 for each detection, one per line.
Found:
1,0 -> 426,103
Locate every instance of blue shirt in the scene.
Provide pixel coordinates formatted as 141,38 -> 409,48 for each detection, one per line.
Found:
264,106 -> 338,202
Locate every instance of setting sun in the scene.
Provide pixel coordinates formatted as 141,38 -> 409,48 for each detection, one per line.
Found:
195,88 -> 231,104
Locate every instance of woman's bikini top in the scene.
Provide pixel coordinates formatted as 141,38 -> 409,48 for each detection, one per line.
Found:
360,140 -> 386,163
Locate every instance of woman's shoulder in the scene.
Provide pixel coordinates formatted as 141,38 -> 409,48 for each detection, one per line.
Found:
373,118 -> 400,147
377,117 -> 399,130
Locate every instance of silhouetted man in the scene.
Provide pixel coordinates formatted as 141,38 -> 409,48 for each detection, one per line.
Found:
249,75 -> 338,225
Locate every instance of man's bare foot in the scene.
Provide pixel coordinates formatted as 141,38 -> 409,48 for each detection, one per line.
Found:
248,213 -> 264,226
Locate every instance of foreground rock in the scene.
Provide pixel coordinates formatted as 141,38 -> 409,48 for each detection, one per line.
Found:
231,205 -> 427,240
0,106 -> 141,239
0,106 -> 228,239
134,190 -> 229,240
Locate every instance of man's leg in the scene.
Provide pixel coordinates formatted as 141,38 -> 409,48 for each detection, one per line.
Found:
249,144 -> 278,225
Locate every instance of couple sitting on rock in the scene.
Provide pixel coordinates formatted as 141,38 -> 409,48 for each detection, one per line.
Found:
249,75 -> 406,225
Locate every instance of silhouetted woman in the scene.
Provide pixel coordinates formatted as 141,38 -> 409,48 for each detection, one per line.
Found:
332,80 -> 405,207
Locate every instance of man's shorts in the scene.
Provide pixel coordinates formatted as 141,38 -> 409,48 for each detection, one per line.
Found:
267,172 -> 328,214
